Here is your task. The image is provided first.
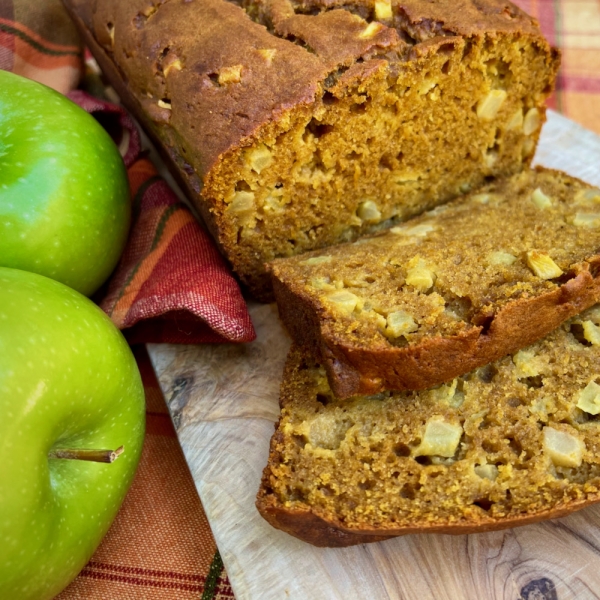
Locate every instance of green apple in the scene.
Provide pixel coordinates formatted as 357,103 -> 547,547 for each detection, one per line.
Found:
0,267 -> 145,600
0,70 -> 131,296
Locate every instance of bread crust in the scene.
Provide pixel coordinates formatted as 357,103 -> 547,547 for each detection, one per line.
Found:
273,257 -> 600,398
256,486 -> 600,547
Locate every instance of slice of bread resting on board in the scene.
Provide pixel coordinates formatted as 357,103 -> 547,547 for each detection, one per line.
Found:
270,168 -> 600,399
257,307 -> 600,546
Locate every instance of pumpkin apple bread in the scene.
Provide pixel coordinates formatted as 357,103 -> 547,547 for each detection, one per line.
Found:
269,168 -> 600,398
257,306 -> 600,547
63,0 -> 559,299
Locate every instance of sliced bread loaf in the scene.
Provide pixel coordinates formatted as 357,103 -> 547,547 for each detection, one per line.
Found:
257,307 -> 600,546
270,168 -> 600,398
64,0 -> 558,299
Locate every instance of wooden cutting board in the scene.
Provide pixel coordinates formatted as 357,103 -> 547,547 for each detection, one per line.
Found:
148,111 -> 600,600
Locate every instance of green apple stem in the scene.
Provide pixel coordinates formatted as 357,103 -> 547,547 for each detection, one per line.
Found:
48,445 -> 124,463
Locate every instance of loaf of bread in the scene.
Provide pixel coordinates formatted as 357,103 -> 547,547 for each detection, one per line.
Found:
64,0 -> 558,299
270,168 -> 600,398
257,306 -> 600,547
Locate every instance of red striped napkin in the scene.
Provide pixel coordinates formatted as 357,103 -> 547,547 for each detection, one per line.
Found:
67,90 -> 255,344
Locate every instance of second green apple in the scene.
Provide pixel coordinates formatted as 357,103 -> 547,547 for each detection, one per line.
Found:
0,70 -> 130,296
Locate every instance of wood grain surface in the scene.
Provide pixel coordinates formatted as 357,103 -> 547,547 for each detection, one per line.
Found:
148,111 -> 600,600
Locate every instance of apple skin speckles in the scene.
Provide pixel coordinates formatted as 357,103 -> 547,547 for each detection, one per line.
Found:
0,268 -> 145,600
0,71 -> 131,296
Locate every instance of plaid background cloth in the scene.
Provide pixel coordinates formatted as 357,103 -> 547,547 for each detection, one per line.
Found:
1,0 -> 599,598
515,0 -> 600,135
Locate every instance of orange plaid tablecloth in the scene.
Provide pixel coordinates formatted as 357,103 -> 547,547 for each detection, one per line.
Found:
1,1 -> 599,599
514,0 -> 600,135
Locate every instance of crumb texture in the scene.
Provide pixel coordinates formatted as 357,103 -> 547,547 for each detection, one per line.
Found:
257,306 -> 600,544
87,0 -> 558,298
270,169 -> 600,395
273,170 -> 600,348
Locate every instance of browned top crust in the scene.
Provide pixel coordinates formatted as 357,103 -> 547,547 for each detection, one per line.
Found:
88,0 -> 331,179
394,0 -> 540,39
74,0 -> 543,178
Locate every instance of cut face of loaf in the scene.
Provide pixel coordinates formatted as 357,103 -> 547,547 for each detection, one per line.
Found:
65,0 -> 558,299
257,309 -> 600,547
270,168 -> 600,398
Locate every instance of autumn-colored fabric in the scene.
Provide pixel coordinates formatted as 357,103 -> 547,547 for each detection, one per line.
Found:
101,155 -> 255,345
70,90 -> 255,345
0,0 -> 81,93
513,0 -> 600,135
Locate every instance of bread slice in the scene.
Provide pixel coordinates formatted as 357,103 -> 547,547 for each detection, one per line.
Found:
257,307 -> 600,547
270,168 -> 600,398
64,0 -> 558,299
